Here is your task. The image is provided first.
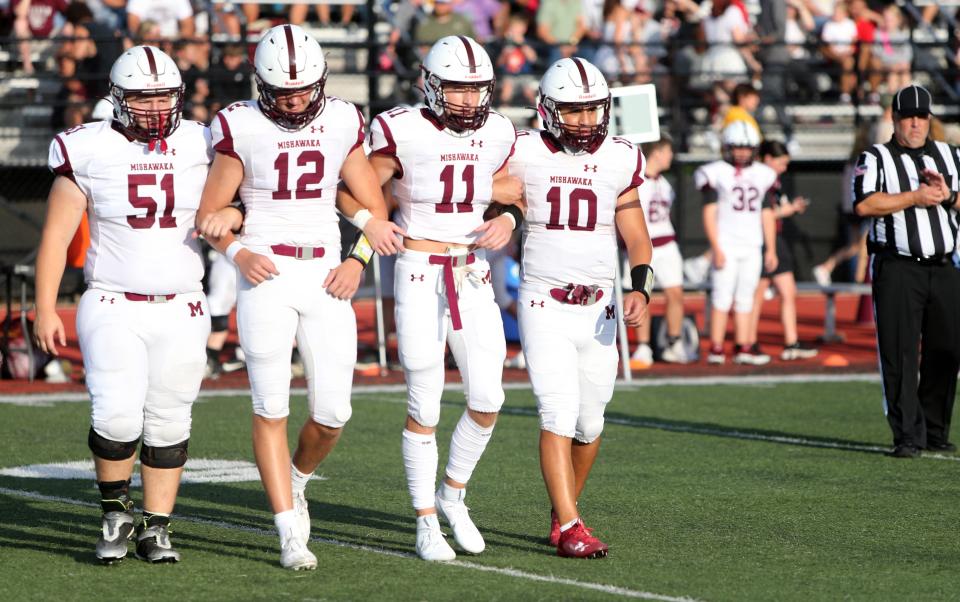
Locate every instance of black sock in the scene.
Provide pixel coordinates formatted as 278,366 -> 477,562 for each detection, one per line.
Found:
206,347 -> 219,362
142,511 -> 170,529
97,479 -> 131,512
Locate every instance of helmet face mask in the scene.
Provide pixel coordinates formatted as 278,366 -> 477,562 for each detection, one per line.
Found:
255,74 -> 327,131
109,46 -> 184,145
537,57 -> 611,155
254,24 -> 328,131
421,35 -> 495,133
540,95 -> 610,155
720,121 -> 760,166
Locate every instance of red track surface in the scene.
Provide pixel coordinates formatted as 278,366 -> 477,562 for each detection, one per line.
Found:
0,292 -> 878,395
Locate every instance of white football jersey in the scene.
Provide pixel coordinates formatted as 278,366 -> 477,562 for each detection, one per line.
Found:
639,173 -> 676,242
368,107 -> 516,245
511,130 -> 645,289
694,160 -> 777,248
48,119 -> 211,295
211,97 -> 364,248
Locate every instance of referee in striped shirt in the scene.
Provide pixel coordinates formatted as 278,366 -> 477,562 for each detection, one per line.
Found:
854,84 -> 960,459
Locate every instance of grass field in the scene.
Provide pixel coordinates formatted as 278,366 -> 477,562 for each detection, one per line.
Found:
2,379 -> 959,601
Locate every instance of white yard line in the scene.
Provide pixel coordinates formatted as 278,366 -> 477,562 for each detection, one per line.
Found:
0,373 -> 880,405
0,486 -> 700,602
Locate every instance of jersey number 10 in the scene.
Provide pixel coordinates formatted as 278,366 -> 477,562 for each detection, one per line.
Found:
546,186 -> 598,231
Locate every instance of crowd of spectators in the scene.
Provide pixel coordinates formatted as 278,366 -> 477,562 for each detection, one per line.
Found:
1,0 -> 959,141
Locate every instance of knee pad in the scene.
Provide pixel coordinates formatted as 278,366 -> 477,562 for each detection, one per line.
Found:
88,427 -> 139,461
211,315 -> 229,333
575,414 -> 605,444
311,398 -> 353,428
733,292 -> 755,314
539,408 -> 578,439
140,439 -> 189,469
253,396 -> 290,420
408,401 -> 441,429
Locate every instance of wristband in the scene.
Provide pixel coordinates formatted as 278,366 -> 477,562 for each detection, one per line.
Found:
348,233 -> 374,268
630,264 -> 654,303
347,208 -> 373,231
501,204 -> 523,231
225,241 -> 245,263
502,212 -> 516,229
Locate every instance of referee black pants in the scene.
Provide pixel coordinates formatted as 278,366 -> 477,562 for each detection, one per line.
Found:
872,254 -> 960,448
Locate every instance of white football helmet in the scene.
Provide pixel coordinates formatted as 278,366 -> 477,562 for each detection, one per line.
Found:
254,23 -> 328,130
721,120 -> 760,165
109,45 -> 184,146
421,35 -> 495,132
537,57 -> 611,154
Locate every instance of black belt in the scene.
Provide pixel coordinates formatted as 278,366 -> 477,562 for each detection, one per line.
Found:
874,248 -> 950,266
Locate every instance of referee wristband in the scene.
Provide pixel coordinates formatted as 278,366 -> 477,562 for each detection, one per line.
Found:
346,209 -> 373,231
225,241 -> 246,263
630,264 -> 654,303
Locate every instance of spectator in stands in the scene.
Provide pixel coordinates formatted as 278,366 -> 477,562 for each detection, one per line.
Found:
819,1 -> 857,103
747,140 -> 818,362
289,3 -> 355,28
455,0 -> 507,42
848,0 -> 880,99
722,83 -> 760,136
784,0 -> 815,61
207,43 -> 250,115
380,0 -> 424,74
414,0 -> 475,49
127,0 -> 194,40
868,4 -> 912,101
801,0 -> 834,27
594,0 -> 647,84
173,40 -> 209,122
535,0 -> 586,63
12,0 -> 68,74
54,2 -> 118,128
496,14 -> 537,104
84,0 -> 127,31
698,0 -> 760,97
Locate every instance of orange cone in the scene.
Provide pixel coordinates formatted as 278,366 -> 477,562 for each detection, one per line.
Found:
822,354 -> 849,367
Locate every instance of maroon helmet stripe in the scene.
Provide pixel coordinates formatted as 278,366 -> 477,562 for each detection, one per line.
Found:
284,25 -> 298,80
457,36 -> 477,74
143,46 -> 158,80
572,58 -> 590,93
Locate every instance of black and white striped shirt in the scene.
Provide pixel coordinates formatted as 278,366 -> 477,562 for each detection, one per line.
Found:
853,138 -> 960,259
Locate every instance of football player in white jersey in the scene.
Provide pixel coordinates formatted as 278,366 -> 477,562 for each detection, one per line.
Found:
339,35 -> 519,561
696,120 -> 778,365
631,135 -> 688,367
510,58 -> 652,558
196,24 -> 401,570
34,46 -> 212,564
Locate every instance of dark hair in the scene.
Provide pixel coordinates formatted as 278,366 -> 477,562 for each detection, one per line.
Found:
759,139 -> 789,158
65,1 -> 94,24
641,133 -> 673,156
732,83 -> 759,105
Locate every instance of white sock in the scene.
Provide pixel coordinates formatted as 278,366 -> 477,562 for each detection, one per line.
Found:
274,509 -> 298,538
438,481 -> 466,503
559,518 -> 579,532
291,463 -> 312,494
444,413 -> 495,484
402,429 -> 438,511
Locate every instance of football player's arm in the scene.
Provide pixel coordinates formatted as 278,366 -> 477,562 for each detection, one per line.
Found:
34,176 -> 86,356
701,187 -> 724,269
338,147 -> 405,256
615,187 -> 652,328
761,204 -> 778,273
198,153 -> 279,285
492,164 -> 523,207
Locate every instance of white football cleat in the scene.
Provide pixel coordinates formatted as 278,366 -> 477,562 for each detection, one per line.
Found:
660,339 -> 688,364
435,489 -> 485,554
293,490 -> 310,545
629,343 -> 653,370
280,528 -> 317,571
415,513 -> 456,561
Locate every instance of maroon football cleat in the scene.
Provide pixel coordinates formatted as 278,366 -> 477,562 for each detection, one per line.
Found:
556,520 -> 608,559
548,510 -> 560,546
